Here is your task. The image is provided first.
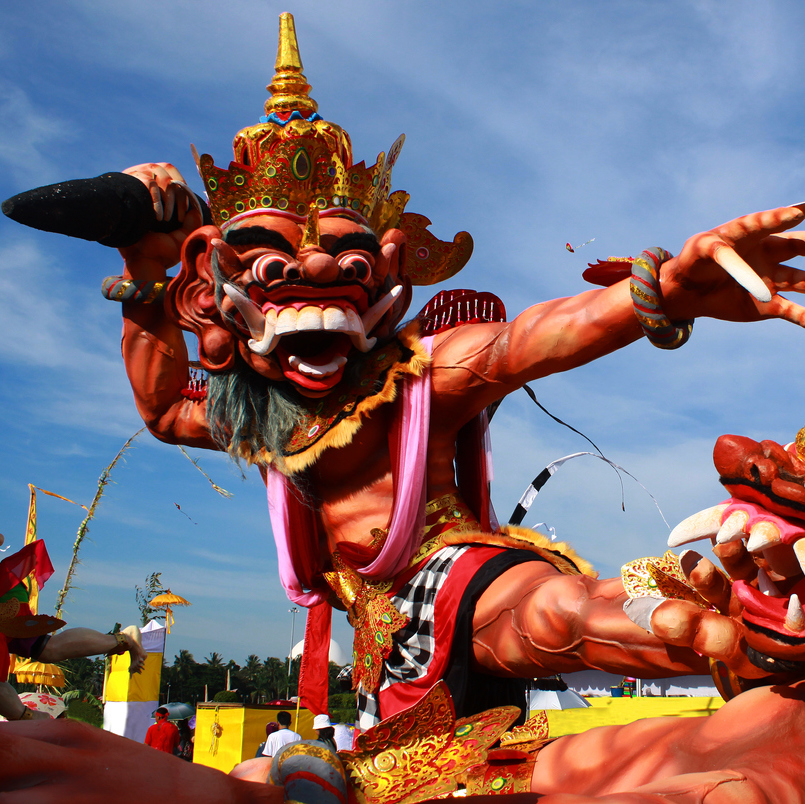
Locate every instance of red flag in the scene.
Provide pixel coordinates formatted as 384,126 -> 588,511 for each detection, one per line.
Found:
298,602 -> 332,716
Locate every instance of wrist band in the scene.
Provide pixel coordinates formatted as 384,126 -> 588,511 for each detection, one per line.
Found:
106,632 -> 129,656
102,276 -> 167,303
15,703 -> 33,720
630,248 -> 693,350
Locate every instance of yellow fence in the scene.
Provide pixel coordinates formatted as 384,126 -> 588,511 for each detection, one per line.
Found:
540,696 -> 726,738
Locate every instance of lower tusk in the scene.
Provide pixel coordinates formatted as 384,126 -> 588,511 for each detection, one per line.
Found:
223,284 -> 265,340
361,285 -> 403,335
757,568 -> 780,597
345,308 -> 377,352
712,245 -> 772,303
249,312 -> 281,356
784,593 -> 805,632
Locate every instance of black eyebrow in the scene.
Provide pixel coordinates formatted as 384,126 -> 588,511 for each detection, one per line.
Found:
223,226 -> 296,255
328,232 -> 380,257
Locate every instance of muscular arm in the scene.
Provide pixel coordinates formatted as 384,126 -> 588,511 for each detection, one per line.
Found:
431,280 -> 640,427
116,164 -> 215,449
431,206 -> 805,429
121,285 -> 213,449
472,562 -> 710,678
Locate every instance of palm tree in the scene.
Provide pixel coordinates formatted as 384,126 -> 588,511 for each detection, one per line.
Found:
236,654 -> 263,702
262,657 -> 287,701
173,649 -> 196,700
201,651 -> 226,700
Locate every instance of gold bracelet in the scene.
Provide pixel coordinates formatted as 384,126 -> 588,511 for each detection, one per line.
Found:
16,703 -> 33,720
107,632 -> 128,656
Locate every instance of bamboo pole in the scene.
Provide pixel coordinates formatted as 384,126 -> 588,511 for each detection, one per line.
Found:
54,429 -> 145,618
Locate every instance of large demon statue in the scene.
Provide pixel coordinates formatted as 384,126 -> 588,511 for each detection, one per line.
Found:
5,13 -> 805,804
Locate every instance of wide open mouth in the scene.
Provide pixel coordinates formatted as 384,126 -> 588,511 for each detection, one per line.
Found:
274,332 -> 353,391
222,283 -> 403,362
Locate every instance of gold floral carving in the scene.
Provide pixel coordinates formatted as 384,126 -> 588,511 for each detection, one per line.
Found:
325,551 -> 408,695
621,550 -> 709,608
340,682 -> 519,804
499,710 -> 550,751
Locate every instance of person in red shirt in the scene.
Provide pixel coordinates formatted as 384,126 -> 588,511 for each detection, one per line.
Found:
144,708 -> 180,754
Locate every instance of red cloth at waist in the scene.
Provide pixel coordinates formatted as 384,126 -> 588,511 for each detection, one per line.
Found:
377,545 -> 505,720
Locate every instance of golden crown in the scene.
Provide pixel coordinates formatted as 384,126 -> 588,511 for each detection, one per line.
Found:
194,13 -> 472,285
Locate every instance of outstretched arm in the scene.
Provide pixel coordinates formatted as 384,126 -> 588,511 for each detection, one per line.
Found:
117,163 -> 216,449
472,562 -> 714,679
431,205 -> 805,426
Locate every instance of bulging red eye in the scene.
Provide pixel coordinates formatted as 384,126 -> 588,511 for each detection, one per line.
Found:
253,253 -> 291,284
338,254 -> 372,282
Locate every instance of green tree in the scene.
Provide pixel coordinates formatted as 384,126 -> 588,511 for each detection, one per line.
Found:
62,657 -> 105,698
172,649 -> 197,700
199,652 -> 226,701
134,572 -> 167,626
262,656 -> 287,701
236,654 -> 263,702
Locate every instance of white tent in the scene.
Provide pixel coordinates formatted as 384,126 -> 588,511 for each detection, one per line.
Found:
529,687 -> 590,711
290,638 -> 348,666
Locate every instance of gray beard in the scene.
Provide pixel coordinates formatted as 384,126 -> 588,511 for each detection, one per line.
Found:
206,358 -> 305,472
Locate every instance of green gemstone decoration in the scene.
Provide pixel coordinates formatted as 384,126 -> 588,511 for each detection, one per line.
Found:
291,148 -> 311,180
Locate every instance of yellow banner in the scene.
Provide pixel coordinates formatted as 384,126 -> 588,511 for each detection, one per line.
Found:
105,653 -> 163,702
24,485 -> 38,614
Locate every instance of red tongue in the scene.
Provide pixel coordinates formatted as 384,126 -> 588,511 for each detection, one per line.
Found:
735,577 -> 805,635
275,335 -> 352,392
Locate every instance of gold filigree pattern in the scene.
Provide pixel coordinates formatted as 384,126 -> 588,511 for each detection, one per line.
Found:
621,550 -> 709,608
465,752 -> 538,796
499,710 -> 550,751
324,553 -> 407,695
340,682 -> 519,804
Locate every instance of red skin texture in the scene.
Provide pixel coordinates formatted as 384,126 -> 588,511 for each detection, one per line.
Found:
76,165 -> 805,799
2,683 -> 805,802
116,167 -> 805,680
0,719 -> 281,804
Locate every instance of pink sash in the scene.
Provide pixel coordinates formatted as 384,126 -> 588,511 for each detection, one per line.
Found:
267,336 -> 434,606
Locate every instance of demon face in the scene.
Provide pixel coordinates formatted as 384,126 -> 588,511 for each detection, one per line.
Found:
168,211 -> 411,397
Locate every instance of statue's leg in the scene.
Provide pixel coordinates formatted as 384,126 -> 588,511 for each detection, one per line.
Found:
527,682 -> 805,801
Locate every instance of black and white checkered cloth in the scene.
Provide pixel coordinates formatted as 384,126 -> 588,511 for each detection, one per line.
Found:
356,545 -> 469,731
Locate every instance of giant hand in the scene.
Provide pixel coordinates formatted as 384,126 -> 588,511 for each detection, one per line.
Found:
118,162 -> 205,278
627,432 -> 805,680
662,204 -> 805,326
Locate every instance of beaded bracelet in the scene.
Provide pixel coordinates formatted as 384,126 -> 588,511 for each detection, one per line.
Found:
102,276 -> 167,303
630,247 -> 693,350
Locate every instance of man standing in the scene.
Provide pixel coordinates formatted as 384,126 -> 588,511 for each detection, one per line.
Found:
261,711 -> 300,758
144,707 -> 180,755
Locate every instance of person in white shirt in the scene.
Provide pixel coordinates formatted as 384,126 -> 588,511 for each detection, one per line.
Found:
261,711 -> 300,757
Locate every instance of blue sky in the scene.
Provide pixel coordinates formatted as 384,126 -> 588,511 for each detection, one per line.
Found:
2,0 -> 805,666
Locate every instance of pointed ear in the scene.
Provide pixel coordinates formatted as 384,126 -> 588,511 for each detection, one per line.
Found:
165,225 -> 236,372
378,228 -> 412,330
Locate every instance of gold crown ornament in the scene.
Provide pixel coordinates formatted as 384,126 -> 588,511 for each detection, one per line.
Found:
193,13 -> 472,286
